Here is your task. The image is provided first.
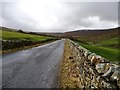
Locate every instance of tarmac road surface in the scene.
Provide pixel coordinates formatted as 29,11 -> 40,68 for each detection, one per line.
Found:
2,39 -> 64,88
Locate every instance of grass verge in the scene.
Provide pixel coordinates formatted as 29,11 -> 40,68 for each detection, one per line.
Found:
60,39 -> 81,88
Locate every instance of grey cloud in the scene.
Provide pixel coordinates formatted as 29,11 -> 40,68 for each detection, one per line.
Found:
1,1 -> 118,32
63,2 -> 118,25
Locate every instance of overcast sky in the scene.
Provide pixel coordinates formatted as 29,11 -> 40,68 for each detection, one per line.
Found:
0,0 -> 119,32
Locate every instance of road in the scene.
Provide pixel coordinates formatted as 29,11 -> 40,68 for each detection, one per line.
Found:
2,40 -> 64,88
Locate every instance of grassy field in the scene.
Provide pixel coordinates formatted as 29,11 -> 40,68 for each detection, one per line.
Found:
1,27 -> 57,53
1,29 -> 54,41
75,38 -> 119,63
98,37 -> 119,48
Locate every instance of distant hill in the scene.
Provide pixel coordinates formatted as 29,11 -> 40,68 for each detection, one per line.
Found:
0,27 -> 18,32
62,27 -> 119,42
0,26 -> 63,38
1,26 -> 119,42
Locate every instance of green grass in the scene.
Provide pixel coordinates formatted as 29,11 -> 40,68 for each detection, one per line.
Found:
1,29 -> 54,41
99,38 -> 118,45
98,37 -> 119,48
1,28 -> 57,52
75,41 -> 119,63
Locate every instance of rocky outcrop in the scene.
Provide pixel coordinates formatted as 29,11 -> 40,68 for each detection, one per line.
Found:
60,39 -> 120,89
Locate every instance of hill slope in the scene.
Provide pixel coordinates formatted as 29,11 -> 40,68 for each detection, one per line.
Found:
0,27 -> 56,53
66,27 -> 119,63
63,27 -> 119,43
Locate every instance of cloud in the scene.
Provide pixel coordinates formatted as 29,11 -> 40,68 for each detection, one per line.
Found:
80,16 -> 117,29
1,0 -> 118,32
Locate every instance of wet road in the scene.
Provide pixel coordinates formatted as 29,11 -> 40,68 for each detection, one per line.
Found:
2,40 -> 64,88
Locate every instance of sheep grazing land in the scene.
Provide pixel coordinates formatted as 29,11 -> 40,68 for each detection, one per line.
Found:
0,27 -> 57,54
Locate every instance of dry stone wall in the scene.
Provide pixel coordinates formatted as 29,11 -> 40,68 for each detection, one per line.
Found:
60,39 -> 120,89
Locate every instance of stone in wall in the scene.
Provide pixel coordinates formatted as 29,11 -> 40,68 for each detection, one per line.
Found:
60,39 -> 120,89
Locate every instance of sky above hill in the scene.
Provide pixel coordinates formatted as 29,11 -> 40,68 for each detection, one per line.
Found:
0,0 -> 119,32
